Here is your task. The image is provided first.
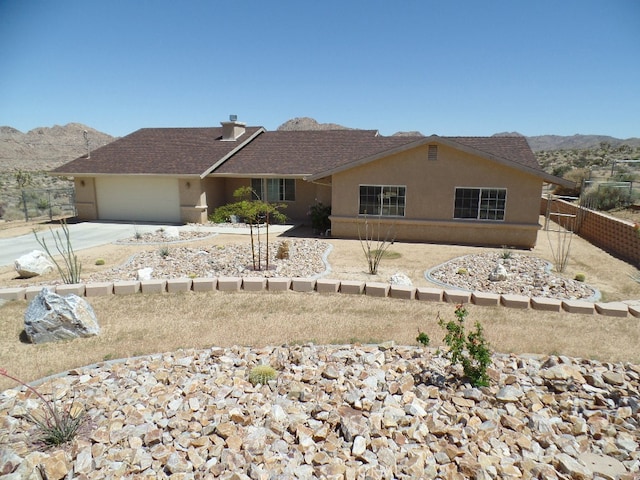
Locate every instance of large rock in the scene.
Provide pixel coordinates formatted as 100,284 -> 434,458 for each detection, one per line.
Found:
24,288 -> 100,344
489,263 -> 508,282
14,250 -> 55,278
390,272 -> 412,286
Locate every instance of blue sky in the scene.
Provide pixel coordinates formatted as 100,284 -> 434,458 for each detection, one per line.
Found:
1,1 -> 638,138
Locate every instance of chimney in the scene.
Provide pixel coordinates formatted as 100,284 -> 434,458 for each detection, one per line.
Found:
221,115 -> 246,141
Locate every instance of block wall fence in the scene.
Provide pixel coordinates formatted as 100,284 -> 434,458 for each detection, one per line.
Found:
540,196 -> 640,268
0,277 -> 638,318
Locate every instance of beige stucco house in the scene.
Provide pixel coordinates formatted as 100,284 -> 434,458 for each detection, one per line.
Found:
52,119 -> 571,248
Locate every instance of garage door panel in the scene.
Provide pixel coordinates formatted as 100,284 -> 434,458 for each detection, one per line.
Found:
96,176 -> 180,223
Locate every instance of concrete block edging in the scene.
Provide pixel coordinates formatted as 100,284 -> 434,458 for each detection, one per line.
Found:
0,277 -> 631,318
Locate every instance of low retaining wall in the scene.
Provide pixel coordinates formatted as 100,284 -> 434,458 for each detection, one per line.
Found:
1,277 -> 638,318
541,197 -> 640,268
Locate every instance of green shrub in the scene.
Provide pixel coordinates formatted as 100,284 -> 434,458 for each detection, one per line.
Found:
95,258 -> 105,266
574,272 -> 586,282
416,331 -> 430,347
209,204 -> 242,224
456,268 -> 468,275
248,365 -> 277,386
584,185 -> 635,211
438,305 -> 492,387
309,202 -> 331,234
159,246 -> 170,258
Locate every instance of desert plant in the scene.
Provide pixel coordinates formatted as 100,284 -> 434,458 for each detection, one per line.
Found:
438,305 -> 492,387
36,197 -> 50,211
248,365 -> 277,386
456,268 -> 468,275
14,169 -> 32,188
95,258 -> 105,266
276,241 -> 290,260
357,214 -> 395,275
309,202 -> 331,234
33,219 -> 82,284
583,184 -> 635,211
416,331 -> 430,347
574,272 -> 586,282
159,245 -> 170,258
0,368 -> 85,446
500,245 -> 513,260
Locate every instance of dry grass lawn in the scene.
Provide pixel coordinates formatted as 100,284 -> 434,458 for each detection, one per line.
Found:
1,217 -> 639,391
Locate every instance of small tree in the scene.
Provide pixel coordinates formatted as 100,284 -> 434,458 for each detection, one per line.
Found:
211,187 -> 287,270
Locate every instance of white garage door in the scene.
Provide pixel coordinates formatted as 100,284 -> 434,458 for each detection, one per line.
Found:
96,176 -> 181,223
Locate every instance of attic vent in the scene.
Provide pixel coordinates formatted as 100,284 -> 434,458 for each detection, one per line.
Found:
428,145 -> 438,161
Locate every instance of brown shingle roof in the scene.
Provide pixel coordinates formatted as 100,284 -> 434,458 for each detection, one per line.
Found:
447,136 -> 540,171
214,130 -> 421,176
53,126 -> 566,186
52,127 -> 263,176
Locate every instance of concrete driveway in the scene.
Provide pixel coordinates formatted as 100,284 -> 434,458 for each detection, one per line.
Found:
0,222 -> 295,267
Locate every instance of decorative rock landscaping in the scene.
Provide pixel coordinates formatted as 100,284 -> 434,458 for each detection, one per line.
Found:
1,344 -> 639,478
427,252 -> 597,300
88,240 -> 330,283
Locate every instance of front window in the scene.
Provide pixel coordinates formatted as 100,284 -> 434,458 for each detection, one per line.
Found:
251,178 -> 295,202
454,188 -> 506,220
359,185 -> 406,216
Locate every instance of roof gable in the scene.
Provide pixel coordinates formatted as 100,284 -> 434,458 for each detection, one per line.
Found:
306,135 -> 572,187
213,130 -> 421,177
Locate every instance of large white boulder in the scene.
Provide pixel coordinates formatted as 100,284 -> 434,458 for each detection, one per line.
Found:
24,288 -> 100,344
390,272 -> 413,286
14,250 -> 55,278
489,263 -> 509,282
137,267 -> 154,280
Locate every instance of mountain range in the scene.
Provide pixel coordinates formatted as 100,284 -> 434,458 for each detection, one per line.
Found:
1,119 -> 638,172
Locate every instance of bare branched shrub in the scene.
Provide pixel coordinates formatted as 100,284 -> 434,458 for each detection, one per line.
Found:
33,219 -> 82,284
357,214 -> 395,275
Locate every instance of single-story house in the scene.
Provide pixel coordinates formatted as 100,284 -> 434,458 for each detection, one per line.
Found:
52,118 -> 572,248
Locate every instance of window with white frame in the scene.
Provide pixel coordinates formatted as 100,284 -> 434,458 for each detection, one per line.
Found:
251,178 -> 295,202
454,188 -> 506,220
359,185 -> 406,216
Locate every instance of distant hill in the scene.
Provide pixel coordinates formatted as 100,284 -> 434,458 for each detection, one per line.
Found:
277,117 -> 354,131
524,134 -> 640,152
0,123 -> 115,171
277,117 -> 425,137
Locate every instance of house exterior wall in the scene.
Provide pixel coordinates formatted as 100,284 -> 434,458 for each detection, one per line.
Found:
73,177 -> 98,220
178,178 -> 207,223
205,177 -> 331,224
204,177 -> 226,218
330,143 -> 543,247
